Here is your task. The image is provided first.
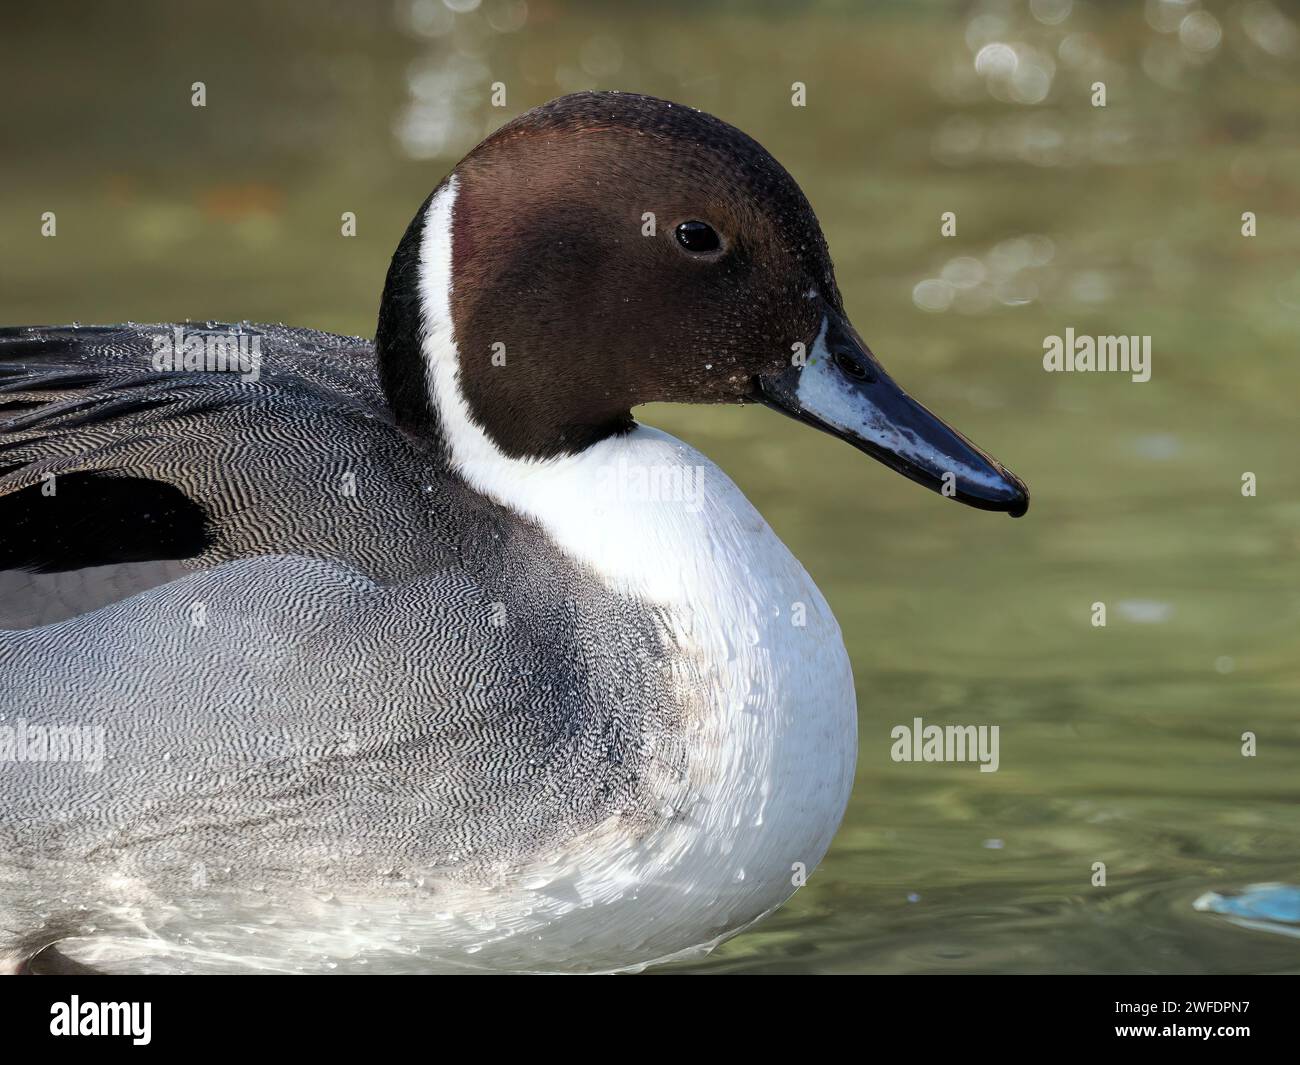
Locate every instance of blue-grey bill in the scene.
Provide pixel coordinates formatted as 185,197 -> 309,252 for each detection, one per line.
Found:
757,313 -> 1030,517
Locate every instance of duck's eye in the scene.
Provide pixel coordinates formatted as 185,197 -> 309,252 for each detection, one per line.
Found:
675,220 -> 721,254
833,350 -> 873,382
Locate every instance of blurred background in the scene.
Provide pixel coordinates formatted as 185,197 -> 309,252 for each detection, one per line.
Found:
2,0 -> 1298,973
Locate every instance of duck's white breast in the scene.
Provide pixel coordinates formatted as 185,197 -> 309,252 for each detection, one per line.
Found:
392,423 -> 857,971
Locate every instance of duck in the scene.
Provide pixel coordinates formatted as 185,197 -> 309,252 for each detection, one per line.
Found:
0,91 -> 1027,975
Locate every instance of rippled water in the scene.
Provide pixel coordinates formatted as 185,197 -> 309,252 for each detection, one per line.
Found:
2,0 -> 1297,973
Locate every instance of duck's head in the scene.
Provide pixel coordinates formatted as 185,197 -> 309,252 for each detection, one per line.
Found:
376,91 -> 1027,517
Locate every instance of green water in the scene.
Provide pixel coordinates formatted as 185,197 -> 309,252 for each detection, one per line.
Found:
2,0 -> 1298,973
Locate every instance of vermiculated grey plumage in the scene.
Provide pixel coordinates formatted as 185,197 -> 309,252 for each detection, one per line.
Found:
0,324 -> 693,970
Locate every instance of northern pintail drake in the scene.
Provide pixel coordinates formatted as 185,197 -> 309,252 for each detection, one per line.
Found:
0,91 -> 1027,974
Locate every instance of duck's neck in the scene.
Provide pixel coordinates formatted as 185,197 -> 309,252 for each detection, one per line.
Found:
375,186 -> 442,445
376,175 -> 634,463
387,178 -> 744,605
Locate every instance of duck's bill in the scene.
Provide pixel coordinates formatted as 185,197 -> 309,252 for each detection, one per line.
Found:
756,312 -> 1029,517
